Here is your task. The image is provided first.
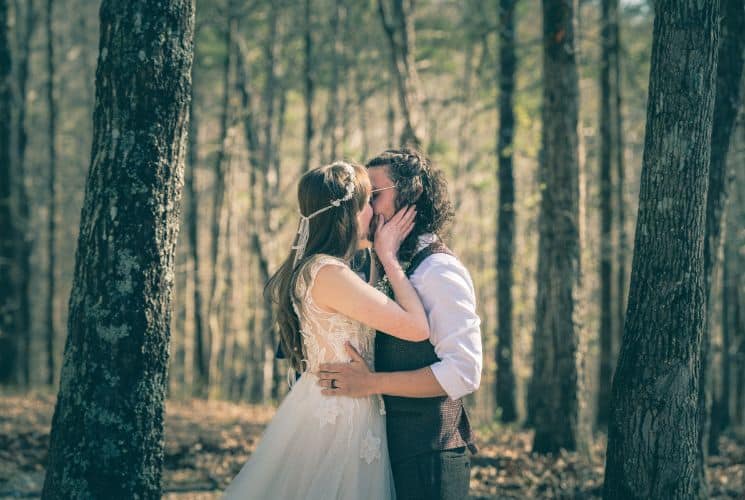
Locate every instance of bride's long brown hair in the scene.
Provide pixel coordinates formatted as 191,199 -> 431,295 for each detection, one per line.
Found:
264,162 -> 371,372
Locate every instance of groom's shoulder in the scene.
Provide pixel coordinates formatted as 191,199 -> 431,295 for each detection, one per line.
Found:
414,250 -> 471,280
411,252 -> 475,300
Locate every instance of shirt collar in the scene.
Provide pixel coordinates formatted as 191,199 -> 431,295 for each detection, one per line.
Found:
416,233 -> 438,253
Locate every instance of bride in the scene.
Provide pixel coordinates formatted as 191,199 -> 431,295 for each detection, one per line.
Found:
221,161 -> 428,499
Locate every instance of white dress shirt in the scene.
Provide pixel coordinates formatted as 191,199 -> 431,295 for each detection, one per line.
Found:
409,234 -> 483,400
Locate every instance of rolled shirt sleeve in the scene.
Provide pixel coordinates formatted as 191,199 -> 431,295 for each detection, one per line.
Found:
409,253 -> 483,400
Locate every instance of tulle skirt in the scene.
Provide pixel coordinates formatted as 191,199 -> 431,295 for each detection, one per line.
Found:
221,372 -> 396,500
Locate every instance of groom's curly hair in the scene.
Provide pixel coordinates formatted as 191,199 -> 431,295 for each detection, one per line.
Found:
366,148 -> 454,264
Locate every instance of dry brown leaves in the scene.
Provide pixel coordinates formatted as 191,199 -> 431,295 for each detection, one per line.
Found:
1,394 -> 743,499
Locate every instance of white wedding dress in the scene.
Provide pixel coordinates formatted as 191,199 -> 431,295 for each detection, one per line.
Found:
221,254 -> 396,500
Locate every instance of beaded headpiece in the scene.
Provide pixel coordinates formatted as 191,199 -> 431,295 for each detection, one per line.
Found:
291,162 -> 357,267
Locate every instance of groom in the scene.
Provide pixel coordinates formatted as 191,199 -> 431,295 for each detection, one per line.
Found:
318,148 -> 483,500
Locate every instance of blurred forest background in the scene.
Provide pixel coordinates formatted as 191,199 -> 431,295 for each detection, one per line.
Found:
0,0 -> 744,497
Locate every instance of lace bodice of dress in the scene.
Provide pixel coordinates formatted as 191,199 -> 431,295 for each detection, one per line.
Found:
292,254 -> 376,373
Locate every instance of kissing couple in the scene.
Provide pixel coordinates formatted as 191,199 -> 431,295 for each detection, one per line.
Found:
222,148 -> 483,500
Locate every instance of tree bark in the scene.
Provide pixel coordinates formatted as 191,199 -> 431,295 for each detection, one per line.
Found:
702,0 -> 744,456
261,0 -> 278,208
235,35 -> 261,174
728,183 -> 745,425
496,0 -> 518,424
13,0 -> 35,387
0,0 -> 16,385
454,41 -> 474,211
259,2 -> 283,399
612,0 -> 627,404
377,0 -> 424,147
355,68 -> 370,161
207,0 -> 236,396
716,237 -> 733,444
597,0 -> 615,428
40,1 -> 193,497
235,35 -> 262,402
386,75 -> 395,146
186,27 -> 206,397
528,0 -> 585,454
733,118 -> 745,427
323,0 -> 343,161
218,165 -> 235,398
45,0 -> 57,388
602,2 -> 720,498
302,0 -> 313,172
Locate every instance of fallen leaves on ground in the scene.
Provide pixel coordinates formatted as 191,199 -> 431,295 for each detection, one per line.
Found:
1,393 -> 743,499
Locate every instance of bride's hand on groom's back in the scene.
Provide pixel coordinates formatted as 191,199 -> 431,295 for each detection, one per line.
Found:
373,206 -> 416,264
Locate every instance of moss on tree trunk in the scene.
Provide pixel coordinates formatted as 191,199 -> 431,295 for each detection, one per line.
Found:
41,1 -> 194,498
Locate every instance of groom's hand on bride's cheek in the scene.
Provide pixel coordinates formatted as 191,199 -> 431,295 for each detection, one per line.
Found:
317,342 -> 374,398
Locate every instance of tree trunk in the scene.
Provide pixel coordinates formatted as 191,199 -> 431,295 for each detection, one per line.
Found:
732,119 -> 745,427
355,68 -> 370,161
612,0 -> 627,401
602,2 -> 720,498
186,31 -> 207,398
726,238 -> 745,425
597,0 -> 615,429
386,76 -> 395,147
716,238 -> 733,446
235,35 -> 261,174
528,0 -> 584,454
171,229 -> 187,398
0,0 -> 16,385
261,0 -> 278,212
249,231 -> 273,402
45,0 -> 58,388
270,88 -> 287,399
323,0 -> 343,161
378,0 -> 424,147
218,169 -> 235,398
302,0 -> 313,172
702,0 -> 744,456
260,3 -> 283,401
235,36 -> 263,403
454,41 -> 474,211
272,85 -> 286,205
207,1 -> 236,396
495,0 -> 518,424
13,0 -> 35,387
40,1 -> 193,497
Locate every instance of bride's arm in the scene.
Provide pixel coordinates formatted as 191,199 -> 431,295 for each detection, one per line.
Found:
319,258 -> 482,400
312,206 -> 430,342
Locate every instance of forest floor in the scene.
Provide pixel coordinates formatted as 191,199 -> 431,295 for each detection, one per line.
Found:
1,392 -> 744,499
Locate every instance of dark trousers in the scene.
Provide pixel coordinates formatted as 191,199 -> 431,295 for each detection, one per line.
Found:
390,447 -> 471,500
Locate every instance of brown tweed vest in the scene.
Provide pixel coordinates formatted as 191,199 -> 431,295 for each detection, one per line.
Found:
374,242 -> 477,463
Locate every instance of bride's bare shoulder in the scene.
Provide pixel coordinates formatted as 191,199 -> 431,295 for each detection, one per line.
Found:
310,255 -> 354,285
